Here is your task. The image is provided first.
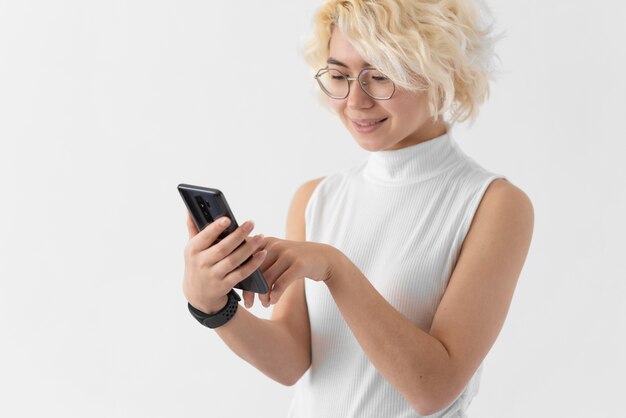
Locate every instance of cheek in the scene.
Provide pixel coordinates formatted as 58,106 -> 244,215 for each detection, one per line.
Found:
328,100 -> 347,119
387,96 -> 428,124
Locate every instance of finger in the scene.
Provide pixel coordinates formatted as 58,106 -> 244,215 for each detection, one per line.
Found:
257,238 -> 278,273
269,265 -> 300,305
213,233 -> 265,278
255,251 -> 281,308
259,258 -> 292,308
209,220 -> 255,259
187,216 -> 232,254
256,235 -> 269,252
223,249 -> 267,290
242,290 -> 254,309
186,211 -> 199,239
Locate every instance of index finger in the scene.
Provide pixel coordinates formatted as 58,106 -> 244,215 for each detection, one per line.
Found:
187,216 -> 232,254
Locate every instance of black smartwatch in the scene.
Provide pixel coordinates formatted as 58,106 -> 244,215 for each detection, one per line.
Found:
188,290 -> 241,329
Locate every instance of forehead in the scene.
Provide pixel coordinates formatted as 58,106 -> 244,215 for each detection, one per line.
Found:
328,29 -> 370,68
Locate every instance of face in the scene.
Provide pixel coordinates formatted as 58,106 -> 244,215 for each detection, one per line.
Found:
325,29 -> 447,151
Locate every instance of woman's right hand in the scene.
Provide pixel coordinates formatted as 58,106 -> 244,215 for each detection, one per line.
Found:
183,211 -> 267,314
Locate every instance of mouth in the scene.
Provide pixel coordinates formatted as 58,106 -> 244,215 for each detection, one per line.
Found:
352,117 -> 388,127
351,117 -> 388,133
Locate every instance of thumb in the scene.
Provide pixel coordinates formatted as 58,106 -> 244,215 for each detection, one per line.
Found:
186,211 -> 199,239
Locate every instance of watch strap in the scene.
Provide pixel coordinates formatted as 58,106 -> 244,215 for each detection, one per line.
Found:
188,289 -> 241,329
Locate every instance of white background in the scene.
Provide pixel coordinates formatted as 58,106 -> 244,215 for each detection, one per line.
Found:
1,1 -> 624,417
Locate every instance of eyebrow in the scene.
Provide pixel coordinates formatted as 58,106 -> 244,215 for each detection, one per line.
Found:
327,57 -> 372,69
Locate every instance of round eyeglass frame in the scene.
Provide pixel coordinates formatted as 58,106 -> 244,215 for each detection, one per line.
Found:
314,67 -> 396,100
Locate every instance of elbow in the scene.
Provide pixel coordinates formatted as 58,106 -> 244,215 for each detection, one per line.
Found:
274,360 -> 311,387
407,374 -> 466,416
412,402 -> 446,417
275,367 -> 307,387
408,394 -> 442,417
410,396 -> 455,417
277,375 -> 300,387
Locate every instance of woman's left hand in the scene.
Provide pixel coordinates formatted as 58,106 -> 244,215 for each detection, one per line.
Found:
241,237 -> 338,308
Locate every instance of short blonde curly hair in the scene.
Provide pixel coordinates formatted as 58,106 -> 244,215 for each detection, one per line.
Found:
304,0 -> 504,125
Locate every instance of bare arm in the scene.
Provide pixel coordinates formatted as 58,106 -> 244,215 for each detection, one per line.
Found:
323,180 -> 534,415
200,178 -> 323,385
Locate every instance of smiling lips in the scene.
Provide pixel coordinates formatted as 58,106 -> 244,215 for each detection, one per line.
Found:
351,117 -> 388,127
350,117 -> 388,133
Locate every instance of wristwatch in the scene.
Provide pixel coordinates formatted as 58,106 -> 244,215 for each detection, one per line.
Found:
188,289 -> 241,329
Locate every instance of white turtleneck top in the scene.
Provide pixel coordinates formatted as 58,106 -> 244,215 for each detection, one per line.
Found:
286,128 -> 507,418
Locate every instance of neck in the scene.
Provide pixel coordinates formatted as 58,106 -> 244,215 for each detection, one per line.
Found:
384,119 -> 449,151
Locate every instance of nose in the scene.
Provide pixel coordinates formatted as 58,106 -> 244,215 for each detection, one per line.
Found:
346,79 -> 374,110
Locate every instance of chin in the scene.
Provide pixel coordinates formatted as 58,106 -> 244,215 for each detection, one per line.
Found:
345,121 -> 394,152
351,135 -> 391,152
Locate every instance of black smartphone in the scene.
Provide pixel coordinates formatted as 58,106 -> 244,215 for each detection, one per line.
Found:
178,183 -> 269,294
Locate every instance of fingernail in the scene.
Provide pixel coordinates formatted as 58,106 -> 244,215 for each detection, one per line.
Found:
220,217 -> 230,226
243,221 -> 254,233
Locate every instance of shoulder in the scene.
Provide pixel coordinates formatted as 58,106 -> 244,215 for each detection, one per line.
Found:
475,179 -> 534,238
296,177 -> 327,199
454,176 -> 535,267
292,177 -> 326,211
285,177 -> 326,241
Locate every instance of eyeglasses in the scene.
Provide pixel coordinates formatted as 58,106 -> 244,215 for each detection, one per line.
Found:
314,67 -> 396,100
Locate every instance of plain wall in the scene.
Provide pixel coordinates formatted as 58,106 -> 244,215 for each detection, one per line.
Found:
1,1 -> 624,416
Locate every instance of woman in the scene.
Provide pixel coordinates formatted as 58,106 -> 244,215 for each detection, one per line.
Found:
183,0 -> 534,416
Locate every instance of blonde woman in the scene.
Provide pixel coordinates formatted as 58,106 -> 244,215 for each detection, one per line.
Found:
183,0 -> 534,416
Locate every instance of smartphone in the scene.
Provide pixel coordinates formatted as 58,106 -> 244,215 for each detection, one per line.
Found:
178,183 -> 269,294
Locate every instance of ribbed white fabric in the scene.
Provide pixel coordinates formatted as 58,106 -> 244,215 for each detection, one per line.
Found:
287,126 -> 507,418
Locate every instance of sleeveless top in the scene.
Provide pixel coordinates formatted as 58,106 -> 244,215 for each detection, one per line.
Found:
287,127 -> 507,418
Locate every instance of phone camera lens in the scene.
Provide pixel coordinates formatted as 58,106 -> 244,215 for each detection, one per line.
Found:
195,196 -> 214,223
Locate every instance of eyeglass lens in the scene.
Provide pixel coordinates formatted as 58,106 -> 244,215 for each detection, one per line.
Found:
316,68 -> 394,100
